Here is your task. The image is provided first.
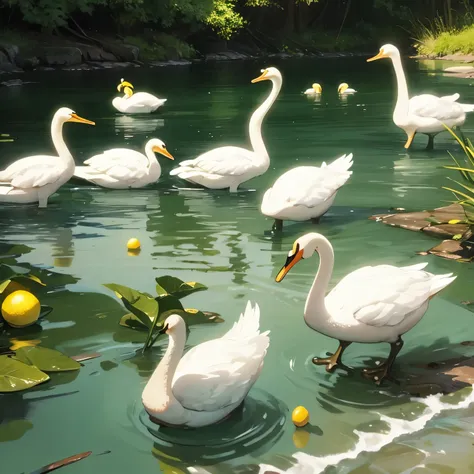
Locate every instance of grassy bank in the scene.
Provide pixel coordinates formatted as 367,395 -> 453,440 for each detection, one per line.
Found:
414,24 -> 474,56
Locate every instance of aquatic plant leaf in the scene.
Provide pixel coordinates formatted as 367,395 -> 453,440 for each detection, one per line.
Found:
144,306 -> 163,351
157,295 -> 184,320
448,219 -> 462,224
119,313 -> 149,331
176,308 -> 224,325
155,276 -> 207,299
0,419 -> 33,442
104,283 -> 158,328
453,234 -> 463,240
0,280 -> 11,294
425,217 -> 442,224
0,355 -> 49,392
14,347 -> 80,372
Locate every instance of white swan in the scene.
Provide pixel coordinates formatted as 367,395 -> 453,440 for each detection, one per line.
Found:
169,67 -> 282,192
304,83 -> 322,95
261,154 -> 353,231
142,301 -> 269,428
0,107 -> 95,208
368,44 -> 474,149
275,232 -> 456,384
338,83 -> 356,95
112,79 -> 167,114
74,139 -> 173,189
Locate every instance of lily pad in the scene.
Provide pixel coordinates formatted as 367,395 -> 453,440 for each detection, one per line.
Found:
119,313 -> 149,331
13,346 -> 80,372
155,276 -> 207,299
0,419 -> 33,442
0,355 -> 49,392
104,283 -> 158,328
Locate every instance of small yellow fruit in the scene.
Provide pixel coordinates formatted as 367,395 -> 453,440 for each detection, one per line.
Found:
1,290 -> 41,328
127,238 -> 141,250
292,429 -> 310,449
292,406 -> 310,427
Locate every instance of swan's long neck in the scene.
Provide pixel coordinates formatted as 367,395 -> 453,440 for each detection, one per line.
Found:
304,239 -> 334,325
391,54 -> 410,120
249,77 -> 282,162
51,117 -> 72,162
144,144 -> 161,174
142,326 -> 186,406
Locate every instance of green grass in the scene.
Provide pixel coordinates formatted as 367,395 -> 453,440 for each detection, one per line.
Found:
413,20 -> 474,56
124,33 -> 196,61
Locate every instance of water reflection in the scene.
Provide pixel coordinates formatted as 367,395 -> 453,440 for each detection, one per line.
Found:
114,115 -> 165,140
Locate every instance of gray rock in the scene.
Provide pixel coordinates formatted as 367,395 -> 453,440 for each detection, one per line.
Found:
87,61 -> 136,69
101,42 -> 139,62
75,43 -> 117,62
0,51 -> 16,72
150,59 -> 192,67
15,55 -> 39,70
205,51 -> 248,61
40,47 -> 82,66
0,79 -> 23,87
0,43 -> 19,63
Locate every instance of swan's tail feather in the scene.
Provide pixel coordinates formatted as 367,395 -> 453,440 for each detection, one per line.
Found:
327,153 -> 354,173
403,262 -> 429,272
225,301 -> 269,347
460,103 -> 474,112
442,93 -> 460,102
74,166 -> 101,180
429,273 -> 456,298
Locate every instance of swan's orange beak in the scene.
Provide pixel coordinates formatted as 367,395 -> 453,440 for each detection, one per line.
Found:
367,49 -> 387,62
68,113 -> 95,125
251,69 -> 269,83
153,146 -> 174,160
276,244 -> 304,282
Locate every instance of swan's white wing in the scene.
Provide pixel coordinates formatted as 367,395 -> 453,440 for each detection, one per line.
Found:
171,146 -> 257,177
84,149 -> 148,181
326,263 -> 455,326
326,263 -> 455,327
409,94 -> 464,121
0,156 -> 64,188
266,154 -> 353,208
128,92 -> 165,107
172,302 -> 269,412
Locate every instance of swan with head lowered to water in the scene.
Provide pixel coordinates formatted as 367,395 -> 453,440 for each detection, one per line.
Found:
74,138 -> 174,189
169,67 -> 282,192
368,44 -> 474,149
275,232 -> 456,384
0,107 -> 95,208
142,301 -> 269,428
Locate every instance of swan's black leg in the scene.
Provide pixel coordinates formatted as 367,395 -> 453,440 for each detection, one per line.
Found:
426,134 -> 435,150
272,219 -> 283,232
362,336 -> 404,384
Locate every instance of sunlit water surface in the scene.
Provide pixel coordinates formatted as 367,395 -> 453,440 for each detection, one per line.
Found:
1,57 -> 474,473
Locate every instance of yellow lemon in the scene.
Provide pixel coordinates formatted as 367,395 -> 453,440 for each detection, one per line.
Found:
1,290 -> 41,328
127,238 -> 141,250
292,406 -> 309,427
292,429 -> 310,448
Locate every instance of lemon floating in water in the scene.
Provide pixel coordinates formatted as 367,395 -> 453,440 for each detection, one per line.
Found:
127,238 -> 141,250
1,290 -> 41,328
292,406 -> 309,427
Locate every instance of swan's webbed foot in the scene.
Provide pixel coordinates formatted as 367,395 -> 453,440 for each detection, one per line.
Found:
312,340 -> 351,373
362,336 -> 404,385
272,219 -> 283,233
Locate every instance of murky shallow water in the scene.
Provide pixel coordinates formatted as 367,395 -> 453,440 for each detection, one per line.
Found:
1,57 -> 474,473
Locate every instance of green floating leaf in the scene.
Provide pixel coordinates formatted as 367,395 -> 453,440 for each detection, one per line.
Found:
38,305 -> 53,320
104,283 -> 158,329
14,347 -> 80,372
155,275 -> 208,299
425,217 -> 442,225
0,355 -> 49,392
119,313 -> 148,331
453,234 -> 463,240
0,280 -> 11,294
0,419 -> 33,442
448,219 -> 462,225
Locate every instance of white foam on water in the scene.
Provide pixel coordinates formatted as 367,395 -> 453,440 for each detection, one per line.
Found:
258,386 -> 474,474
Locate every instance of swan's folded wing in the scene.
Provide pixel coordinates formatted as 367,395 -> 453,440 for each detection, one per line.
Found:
0,156 -> 56,183
172,335 -> 268,412
269,165 -> 351,208
176,147 -> 257,177
325,263 -> 439,327
84,149 -> 148,181
409,94 -> 464,121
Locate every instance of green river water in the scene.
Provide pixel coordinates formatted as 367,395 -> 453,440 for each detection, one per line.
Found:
1,57 -> 474,474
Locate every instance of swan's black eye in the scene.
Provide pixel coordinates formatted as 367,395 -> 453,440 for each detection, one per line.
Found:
285,243 -> 300,265
162,145 -> 166,149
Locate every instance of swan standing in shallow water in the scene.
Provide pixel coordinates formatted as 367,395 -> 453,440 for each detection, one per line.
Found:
368,44 -> 474,149
275,233 -> 456,384
338,83 -> 356,95
0,107 -> 95,208
142,302 -> 269,428
169,67 -> 282,192
261,154 -> 353,231
112,79 -> 167,114
74,139 -> 174,189
304,83 -> 322,96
